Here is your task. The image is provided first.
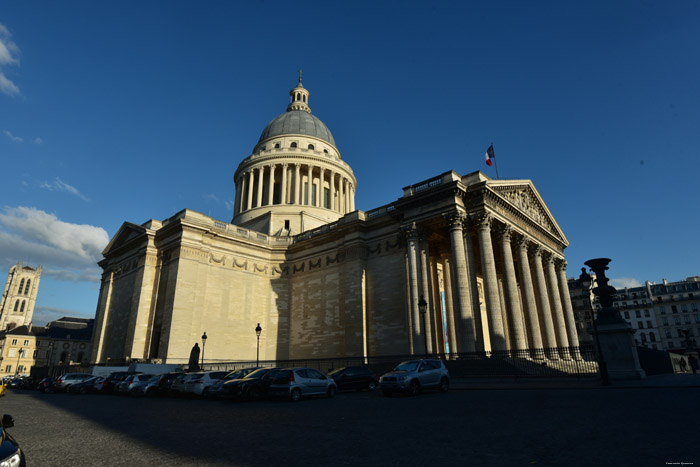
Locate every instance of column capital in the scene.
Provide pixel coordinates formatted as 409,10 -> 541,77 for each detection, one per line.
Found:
470,212 -> 493,230
512,234 -> 529,249
281,162 -> 289,168
554,258 -> 568,271
496,224 -> 514,241
400,222 -> 419,241
443,211 -> 465,230
528,243 -> 544,257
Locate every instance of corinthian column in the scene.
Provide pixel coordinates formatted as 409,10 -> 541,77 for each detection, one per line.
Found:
464,217 -> 485,352
294,164 -> 301,205
444,212 -> 475,353
545,254 -> 570,357
513,235 -> 542,350
419,237 -> 434,355
350,185 -> 355,211
474,213 -> 506,352
403,223 -> 422,355
442,256 -> 458,355
317,167 -> 324,208
256,167 -> 264,208
246,171 -> 254,211
267,164 -> 275,205
497,225 -> 527,350
339,177 -> 345,214
307,165 -> 313,206
531,245 -> 558,357
280,163 -> 288,204
556,259 -> 582,359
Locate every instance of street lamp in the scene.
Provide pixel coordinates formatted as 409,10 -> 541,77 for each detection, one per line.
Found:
418,296 -> 428,358
255,323 -> 262,366
15,347 -> 23,376
201,332 -> 207,369
579,267 -> 610,386
47,341 -> 54,368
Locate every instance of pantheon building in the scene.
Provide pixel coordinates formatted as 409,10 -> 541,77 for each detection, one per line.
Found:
90,79 -> 580,364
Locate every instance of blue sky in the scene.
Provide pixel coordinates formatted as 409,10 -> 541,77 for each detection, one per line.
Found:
1,1 -> 699,325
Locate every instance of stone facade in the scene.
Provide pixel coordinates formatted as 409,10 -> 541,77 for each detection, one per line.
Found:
90,80 -> 580,365
0,262 -> 41,331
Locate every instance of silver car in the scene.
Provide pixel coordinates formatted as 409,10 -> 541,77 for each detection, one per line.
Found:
267,368 -> 337,401
379,359 -> 450,396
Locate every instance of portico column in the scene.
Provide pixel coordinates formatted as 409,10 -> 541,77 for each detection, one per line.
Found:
234,175 -> 243,216
545,254 -> 570,357
307,164 -> 313,206
419,237 -> 434,355
267,164 -> 275,205
442,256 -> 458,355
556,259 -> 582,359
513,236 -> 542,350
330,172 -> 336,211
280,163 -> 288,204
246,171 -> 254,211
339,177 -> 345,214
497,225 -> 527,350
474,213 -> 506,352
444,212 -> 475,353
404,223 -> 422,354
294,164 -> 301,205
464,217 -> 485,352
531,245 -> 558,357
255,167 -> 264,208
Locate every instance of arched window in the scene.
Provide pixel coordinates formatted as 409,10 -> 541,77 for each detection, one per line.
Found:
640,332 -> 647,343
77,351 -> 84,362
13,300 -> 19,311
296,92 -> 300,100
19,301 -> 25,313
59,351 -> 68,363
323,149 -> 328,154
303,95 -> 306,102
290,142 -> 297,148
18,279 -> 25,294
308,144 -> 314,150
274,143 -> 280,149
650,332 -> 656,342
24,279 -> 30,295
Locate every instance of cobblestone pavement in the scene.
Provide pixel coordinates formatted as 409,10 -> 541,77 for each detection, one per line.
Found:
1,384 -> 698,467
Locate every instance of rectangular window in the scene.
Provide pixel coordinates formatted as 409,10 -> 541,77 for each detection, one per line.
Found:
17,365 -> 24,373
23,339 -> 29,346
675,316 -> 681,325
8,349 -> 16,358
682,304 -> 688,312
644,310 -> 650,317
662,317 -> 669,325
646,320 -> 652,328
323,187 -> 330,208
678,329 -> 684,337
695,315 -> 700,323
624,311 -> 630,319
672,305 -> 678,313
10,339 -> 17,345
32,350 -> 38,358
684,315 -> 691,324
693,303 -> 699,311
36,340 -> 41,347
637,322 -> 643,329
666,330 -> 672,338
4,365 -> 10,373
635,310 -> 641,318
660,306 -> 666,314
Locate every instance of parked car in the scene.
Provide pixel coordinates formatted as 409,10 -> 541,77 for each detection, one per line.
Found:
54,373 -> 93,392
268,368 -> 337,401
129,374 -> 160,396
142,372 -> 183,397
169,373 -> 203,396
379,359 -> 450,396
36,377 -> 56,393
102,371 -> 142,394
183,371 -> 228,397
328,366 -> 378,392
117,374 -> 153,394
68,376 -> 104,394
220,368 -> 281,401
0,414 -> 25,467
205,367 -> 260,398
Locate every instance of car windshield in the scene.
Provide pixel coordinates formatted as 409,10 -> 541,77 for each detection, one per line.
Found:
328,368 -> 346,376
394,361 -> 420,372
243,368 -> 270,379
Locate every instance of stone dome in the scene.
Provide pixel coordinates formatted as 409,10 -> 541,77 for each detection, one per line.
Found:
257,110 -> 336,147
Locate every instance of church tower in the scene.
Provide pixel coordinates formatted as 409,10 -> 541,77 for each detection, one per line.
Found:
0,262 -> 42,330
232,74 -> 357,236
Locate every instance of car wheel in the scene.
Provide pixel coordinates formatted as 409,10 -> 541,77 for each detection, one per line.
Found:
290,388 -> 301,402
327,386 -> 337,398
409,380 -> 420,397
439,377 -> 449,393
367,381 -> 377,391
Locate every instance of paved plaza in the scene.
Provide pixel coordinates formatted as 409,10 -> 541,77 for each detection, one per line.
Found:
1,376 -> 699,466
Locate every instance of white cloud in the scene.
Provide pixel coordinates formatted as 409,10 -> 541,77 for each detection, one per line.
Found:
3,129 -> 23,143
610,277 -> 642,289
0,206 -> 109,283
34,137 -> 43,144
0,24 -> 20,97
40,177 -> 90,201
224,200 -> 235,211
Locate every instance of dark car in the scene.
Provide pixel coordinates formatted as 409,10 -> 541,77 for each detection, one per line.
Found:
220,368 -> 281,401
142,372 -> 183,397
328,366 -> 378,392
102,371 -> 142,394
37,377 -> 56,393
0,414 -> 26,467
68,376 -> 104,394
205,367 -> 260,399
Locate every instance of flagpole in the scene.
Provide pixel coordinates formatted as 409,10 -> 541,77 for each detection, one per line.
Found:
492,142 -> 500,180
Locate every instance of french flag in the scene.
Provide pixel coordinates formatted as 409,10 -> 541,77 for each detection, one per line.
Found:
485,145 -> 495,166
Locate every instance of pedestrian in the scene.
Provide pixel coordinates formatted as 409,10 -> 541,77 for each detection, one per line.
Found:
679,357 -> 687,373
688,355 -> 699,375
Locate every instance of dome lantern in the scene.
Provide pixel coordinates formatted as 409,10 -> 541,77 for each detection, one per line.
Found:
287,69 -> 311,113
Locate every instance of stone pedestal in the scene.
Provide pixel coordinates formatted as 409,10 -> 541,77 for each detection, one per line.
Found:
596,321 -> 646,380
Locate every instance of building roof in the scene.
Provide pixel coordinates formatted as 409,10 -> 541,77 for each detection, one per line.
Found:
257,110 -> 336,147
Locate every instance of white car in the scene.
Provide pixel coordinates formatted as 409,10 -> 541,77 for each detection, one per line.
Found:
184,371 -> 229,396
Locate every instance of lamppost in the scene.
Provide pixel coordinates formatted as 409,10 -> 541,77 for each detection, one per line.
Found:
47,341 -> 54,367
15,347 -> 23,376
418,296 -> 428,358
580,264 -> 611,386
201,332 -> 207,369
255,323 -> 262,366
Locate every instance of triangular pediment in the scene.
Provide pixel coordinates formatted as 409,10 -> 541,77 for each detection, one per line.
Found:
102,222 -> 147,256
488,180 -> 569,246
